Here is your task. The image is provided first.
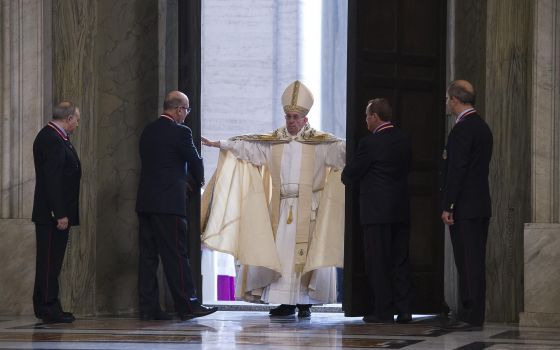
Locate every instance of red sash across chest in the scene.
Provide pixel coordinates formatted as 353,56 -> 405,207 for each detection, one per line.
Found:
373,122 -> 394,134
47,122 -> 68,141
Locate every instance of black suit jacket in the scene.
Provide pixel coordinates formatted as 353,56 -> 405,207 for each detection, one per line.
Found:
32,124 -> 82,225
440,113 -> 493,219
136,117 -> 204,217
342,127 -> 411,224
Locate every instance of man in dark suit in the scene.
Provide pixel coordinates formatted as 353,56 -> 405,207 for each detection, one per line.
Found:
342,98 -> 413,324
136,90 -> 217,321
32,101 -> 81,323
441,80 -> 493,331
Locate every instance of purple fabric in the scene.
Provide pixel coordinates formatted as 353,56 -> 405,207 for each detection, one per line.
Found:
217,275 -> 235,301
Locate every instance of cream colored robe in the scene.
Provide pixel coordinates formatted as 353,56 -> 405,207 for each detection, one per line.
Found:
202,128 -> 345,304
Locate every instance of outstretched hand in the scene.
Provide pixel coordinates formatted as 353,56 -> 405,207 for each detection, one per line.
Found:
201,136 -> 220,148
441,211 -> 454,226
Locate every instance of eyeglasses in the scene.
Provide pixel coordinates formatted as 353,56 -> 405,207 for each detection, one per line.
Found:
178,106 -> 192,113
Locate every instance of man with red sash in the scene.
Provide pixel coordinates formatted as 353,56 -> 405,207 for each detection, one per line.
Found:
342,98 -> 413,324
441,80 -> 493,331
32,101 -> 81,323
136,91 -> 217,321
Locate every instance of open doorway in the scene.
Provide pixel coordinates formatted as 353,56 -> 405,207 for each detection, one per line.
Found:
198,0 -> 348,305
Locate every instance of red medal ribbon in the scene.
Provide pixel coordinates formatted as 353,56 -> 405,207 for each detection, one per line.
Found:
373,122 -> 394,134
455,108 -> 476,124
47,122 -> 68,141
160,114 -> 175,122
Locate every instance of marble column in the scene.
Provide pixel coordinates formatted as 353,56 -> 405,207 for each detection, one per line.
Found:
0,0 -> 52,315
52,0 -> 97,316
445,0 -> 488,316
484,0 -> 532,323
519,0 -> 560,328
449,0 -> 532,323
94,0 -> 160,315
52,0 -> 162,315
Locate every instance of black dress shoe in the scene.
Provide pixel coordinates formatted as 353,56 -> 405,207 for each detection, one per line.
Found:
41,312 -> 75,324
362,315 -> 394,324
396,313 -> 412,323
140,310 -> 172,321
179,303 -> 218,321
296,304 -> 311,318
444,320 -> 483,331
269,304 -> 296,316
62,311 -> 75,321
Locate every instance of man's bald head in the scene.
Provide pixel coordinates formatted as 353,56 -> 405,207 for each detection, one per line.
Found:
163,91 -> 189,110
53,101 -> 77,120
163,91 -> 190,124
447,80 -> 476,106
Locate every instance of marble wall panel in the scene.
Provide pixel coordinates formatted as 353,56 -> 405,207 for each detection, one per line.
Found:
0,0 -> 52,316
520,0 -> 560,328
484,0 -> 532,323
453,0 -> 487,115
52,0 -> 97,316
0,219 -> 36,315
531,0 -> 560,223
520,223 -> 560,327
0,0 -> 50,219
446,0 -> 488,316
94,0 -> 159,315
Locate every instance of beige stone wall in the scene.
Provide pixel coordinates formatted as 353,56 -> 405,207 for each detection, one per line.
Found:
0,0 -> 52,316
520,0 -> 560,328
0,0 -> 169,316
449,0 -> 533,323
484,0 -> 533,323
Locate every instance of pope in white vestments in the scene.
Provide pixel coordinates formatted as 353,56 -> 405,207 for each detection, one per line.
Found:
201,81 -> 345,317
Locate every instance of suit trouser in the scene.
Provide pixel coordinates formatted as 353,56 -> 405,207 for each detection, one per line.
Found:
362,222 -> 413,319
137,213 -> 197,315
33,222 -> 69,318
449,217 -> 489,326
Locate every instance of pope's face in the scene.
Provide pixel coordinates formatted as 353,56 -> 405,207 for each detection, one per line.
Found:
285,112 -> 308,135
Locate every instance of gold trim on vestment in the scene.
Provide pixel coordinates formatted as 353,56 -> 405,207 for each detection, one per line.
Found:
294,144 -> 315,272
229,123 -> 339,145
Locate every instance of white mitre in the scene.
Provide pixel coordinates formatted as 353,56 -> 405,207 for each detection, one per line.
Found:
282,80 -> 314,116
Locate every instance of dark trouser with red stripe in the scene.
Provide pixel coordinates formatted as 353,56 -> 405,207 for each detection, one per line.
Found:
362,222 -> 413,319
137,213 -> 197,315
33,222 -> 69,318
449,218 -> 489,326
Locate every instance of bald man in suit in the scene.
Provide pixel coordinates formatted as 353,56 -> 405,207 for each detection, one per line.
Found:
441,80 -> 493,331
136,91 -> 217,321
32,101 -> 81,324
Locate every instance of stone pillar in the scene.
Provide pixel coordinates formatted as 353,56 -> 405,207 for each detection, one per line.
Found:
449,0 -> 532,323
519,0 -> 560,328
93,0 -> 160,315
52,0 -> 98,316
444,0 -> 488,316
0,0 -> 52,315
52,0 -> 162,315
484,0 -> 532,323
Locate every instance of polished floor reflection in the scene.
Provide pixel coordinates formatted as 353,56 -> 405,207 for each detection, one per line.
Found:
0,312 -> 559,349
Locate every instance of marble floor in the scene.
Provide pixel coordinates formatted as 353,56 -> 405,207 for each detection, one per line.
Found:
0,311 -> 559,350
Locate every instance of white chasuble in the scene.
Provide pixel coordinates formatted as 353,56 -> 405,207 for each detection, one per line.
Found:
202,130 -> 345,305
